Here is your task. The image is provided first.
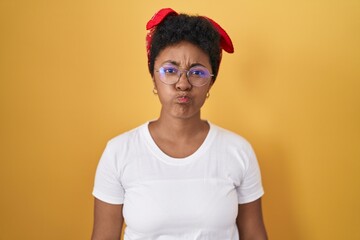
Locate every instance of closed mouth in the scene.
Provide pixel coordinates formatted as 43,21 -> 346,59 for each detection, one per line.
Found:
176,94 -> 191,103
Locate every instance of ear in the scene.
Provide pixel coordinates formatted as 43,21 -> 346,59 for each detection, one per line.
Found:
152,77 -> 158,90
209,79 -> 215,90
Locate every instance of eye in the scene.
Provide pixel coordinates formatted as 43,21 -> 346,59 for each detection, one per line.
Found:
160,66 -> 179,75
189,67 -> 209,78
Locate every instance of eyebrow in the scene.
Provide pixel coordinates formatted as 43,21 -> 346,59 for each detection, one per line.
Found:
161,60 -> 207,69
161,60 -> 179,66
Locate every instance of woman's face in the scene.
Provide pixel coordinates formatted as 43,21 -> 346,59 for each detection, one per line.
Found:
153,41 -> 214,120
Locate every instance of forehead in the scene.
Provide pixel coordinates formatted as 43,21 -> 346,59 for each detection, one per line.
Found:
155,41 -> 211,68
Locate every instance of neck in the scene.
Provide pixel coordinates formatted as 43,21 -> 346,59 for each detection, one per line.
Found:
150,111 -> 208,140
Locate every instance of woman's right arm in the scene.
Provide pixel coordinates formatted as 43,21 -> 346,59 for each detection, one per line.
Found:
91,198 -> 124,240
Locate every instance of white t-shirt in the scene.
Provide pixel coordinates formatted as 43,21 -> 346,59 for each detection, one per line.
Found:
93,122 -> 264,240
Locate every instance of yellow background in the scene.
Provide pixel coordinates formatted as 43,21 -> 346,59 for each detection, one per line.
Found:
1,0 -> 359,239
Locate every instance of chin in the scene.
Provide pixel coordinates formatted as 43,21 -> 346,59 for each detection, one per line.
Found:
171,108 -> 200,120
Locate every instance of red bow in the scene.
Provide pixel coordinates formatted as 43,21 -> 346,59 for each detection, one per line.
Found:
146,8 -> 234,62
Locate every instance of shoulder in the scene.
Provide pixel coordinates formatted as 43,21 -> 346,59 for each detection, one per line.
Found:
210,122 -> 253,150
209,122 -> 257,169
97,123 -> 148,171
105,123 -> 148,152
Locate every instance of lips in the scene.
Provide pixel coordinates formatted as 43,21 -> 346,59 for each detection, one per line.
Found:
176,94 -> 191,103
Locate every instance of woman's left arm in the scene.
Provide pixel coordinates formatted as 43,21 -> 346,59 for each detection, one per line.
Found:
236,198 -> 268,240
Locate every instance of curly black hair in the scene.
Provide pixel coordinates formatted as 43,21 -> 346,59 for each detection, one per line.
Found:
148,13 -> 222,81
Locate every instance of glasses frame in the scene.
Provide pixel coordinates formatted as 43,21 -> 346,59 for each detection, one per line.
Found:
155,65 -> 214,87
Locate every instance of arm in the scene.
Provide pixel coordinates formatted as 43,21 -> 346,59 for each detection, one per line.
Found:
236,198 -> 268,240
91,198 -> 124,240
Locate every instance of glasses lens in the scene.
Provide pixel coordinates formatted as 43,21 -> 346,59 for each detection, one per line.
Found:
188,67 -> 212,86
158,65 -> 179,84
157,64 -> 213,86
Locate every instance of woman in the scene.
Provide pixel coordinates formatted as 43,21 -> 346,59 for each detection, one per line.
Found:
92,8 -> 268,240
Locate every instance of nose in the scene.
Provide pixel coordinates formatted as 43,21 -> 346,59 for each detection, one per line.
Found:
175,71 -> 192,91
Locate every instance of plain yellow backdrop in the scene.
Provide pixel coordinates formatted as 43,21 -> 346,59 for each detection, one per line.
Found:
1,0 -> 359,239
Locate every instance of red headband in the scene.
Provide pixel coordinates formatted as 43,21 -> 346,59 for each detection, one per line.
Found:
146,8 -> 234,63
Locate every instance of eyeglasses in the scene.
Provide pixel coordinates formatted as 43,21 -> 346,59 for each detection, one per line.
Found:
155,64 -> 214,87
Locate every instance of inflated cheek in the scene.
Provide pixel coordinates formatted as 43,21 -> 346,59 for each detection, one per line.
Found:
198,93 -> 208,107
156,85 -> 174,105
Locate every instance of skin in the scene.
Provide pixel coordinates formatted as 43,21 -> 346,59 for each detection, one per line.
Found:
91,199 -> 123,240
91,41 -> 268,240
149,41 -> 213,158
237,198 -> 268,239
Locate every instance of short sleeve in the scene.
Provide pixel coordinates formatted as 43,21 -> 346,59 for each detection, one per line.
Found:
236,143 -> 264,204
92,143 -> 125,204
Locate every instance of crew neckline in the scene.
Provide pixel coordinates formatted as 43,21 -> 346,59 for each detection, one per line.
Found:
141,121 -> 217,165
